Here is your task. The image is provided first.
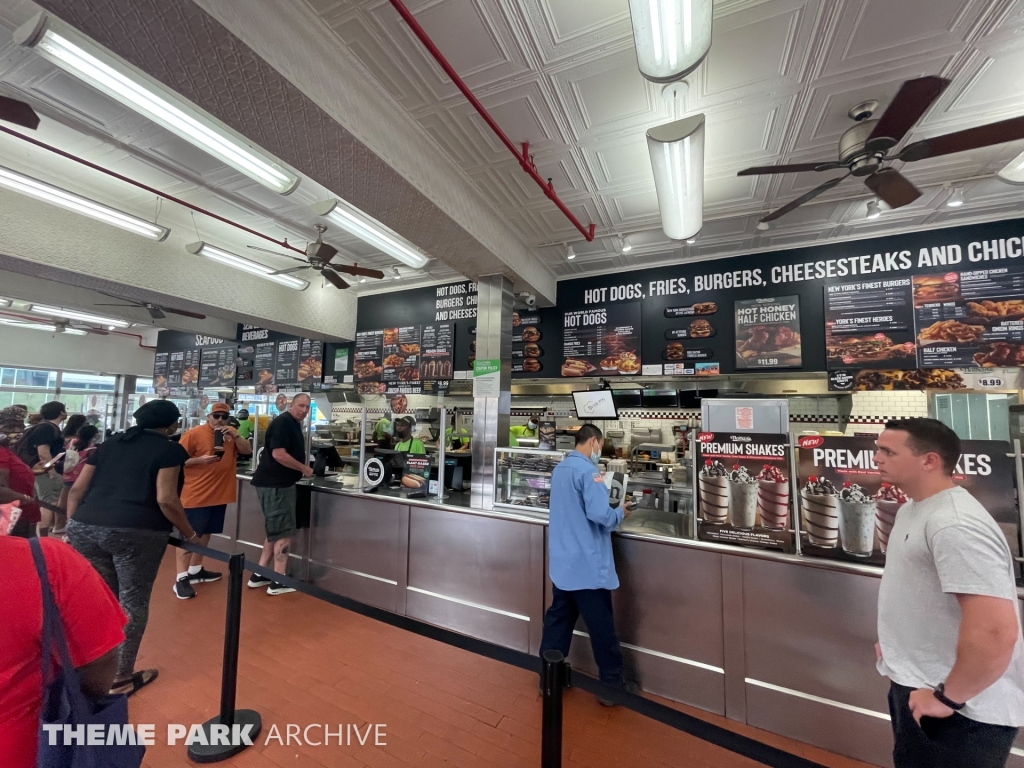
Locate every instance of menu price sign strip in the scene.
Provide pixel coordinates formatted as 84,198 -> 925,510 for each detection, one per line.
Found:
734,296 -> 802,369
825,278 -> 916,371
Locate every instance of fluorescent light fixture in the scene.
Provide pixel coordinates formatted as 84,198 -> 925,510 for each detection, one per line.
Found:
947,188 -> 965,207
311,199 -> 430,269
0,298 -> 10,308
15,13 -> 299,194
566,244 -> 576,261
185,242 -> 309,290
647,114 -> 705,241
619,235 -> 633,253
997,149 -> 1024,185
0,163 -> 169,240
0,316 -> 86,334
30,304 -> 130,328
628,0 -> 713,83
866,200 -> 881,219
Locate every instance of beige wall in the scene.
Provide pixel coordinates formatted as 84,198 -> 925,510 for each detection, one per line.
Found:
0,324 -> 155,376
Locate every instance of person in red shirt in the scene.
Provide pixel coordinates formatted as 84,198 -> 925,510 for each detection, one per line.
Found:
0,536 -> 126,768
0,435 -> 42,537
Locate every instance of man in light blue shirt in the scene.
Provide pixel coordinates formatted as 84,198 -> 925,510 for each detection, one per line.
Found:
540,424 -> 632,699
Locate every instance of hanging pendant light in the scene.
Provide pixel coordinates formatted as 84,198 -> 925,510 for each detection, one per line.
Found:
647,114 -> 705,241
628,0 -> 714,83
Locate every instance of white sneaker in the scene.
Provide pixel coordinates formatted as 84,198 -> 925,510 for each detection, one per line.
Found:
267,582 -> 296,595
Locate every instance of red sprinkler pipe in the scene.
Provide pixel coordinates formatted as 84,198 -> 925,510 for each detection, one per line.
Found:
387,0 -> 596,242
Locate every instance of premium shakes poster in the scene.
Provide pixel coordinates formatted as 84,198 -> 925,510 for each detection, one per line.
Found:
419,322 -> 454,381
734,296 -> 802,369
696,431 -> 794,551
796,435 -> 1019,564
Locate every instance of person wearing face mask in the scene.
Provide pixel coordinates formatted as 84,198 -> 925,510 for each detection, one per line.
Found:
509,417 -> 539,447
540,423 -> 634,705
393,417 -> 426,455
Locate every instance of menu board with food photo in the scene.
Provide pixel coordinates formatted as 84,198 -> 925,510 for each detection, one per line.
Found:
420,322 -> 453,381
253,341 -> 276,391
297,338 -> 324,388
512,312 -> 546,376
182,350 -> 200,389
797,435 -> 1019,565
199,344 -> 237,387
383,325 -> 422,385
696,432 -> 794,551
275,338 -> 300,385
825,278 -> 916,371
167,351 -> 184,386
829,368 -> 965,391
915,268 -> 1024,368
354,330 -> 383,383
734,296 -> 801,369
561,303 -> 641,377
152,353 -> 168,393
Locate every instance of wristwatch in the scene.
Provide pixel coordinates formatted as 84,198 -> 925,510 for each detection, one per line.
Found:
933,683 -> 965,711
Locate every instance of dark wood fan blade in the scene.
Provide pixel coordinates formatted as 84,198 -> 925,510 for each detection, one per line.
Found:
86,327 -> 110,335
334,264 -> 386,280
269,266 -> 310,276
864,168 -> 921,209
867,76 -> 949,152
146,306 -> 166,320
322,269 -> 349,289
761,174 -> 849,222
898,115 -> 1024,162
738,161 -> 842,176
162,307 -> 207,320
0,95 -> 40,130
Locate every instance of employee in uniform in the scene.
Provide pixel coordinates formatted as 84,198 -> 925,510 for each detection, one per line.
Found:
540,423 -> 634,705
372,412 -> 392,443
445,425 -> 470,450
394,417 -> 426,455
509,417 -> 539,447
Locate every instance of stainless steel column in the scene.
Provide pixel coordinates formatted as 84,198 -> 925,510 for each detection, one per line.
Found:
470,274 -> 514,509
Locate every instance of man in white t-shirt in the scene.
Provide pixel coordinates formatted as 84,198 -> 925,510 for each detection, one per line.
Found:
874,417 -> 1024,767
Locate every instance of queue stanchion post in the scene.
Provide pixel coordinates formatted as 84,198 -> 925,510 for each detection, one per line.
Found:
541,649 -> 567,768
187,551 -> 262,763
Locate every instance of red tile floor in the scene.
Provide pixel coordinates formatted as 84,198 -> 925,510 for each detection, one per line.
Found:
129,548 -> 879,768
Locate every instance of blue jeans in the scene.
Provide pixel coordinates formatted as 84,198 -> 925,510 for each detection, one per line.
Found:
540,585 -> 624,684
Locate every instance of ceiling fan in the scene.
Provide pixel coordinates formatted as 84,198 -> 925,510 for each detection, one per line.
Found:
738,76 -> 1024,223
92,292 -> 206,321
247,225 -> 385,289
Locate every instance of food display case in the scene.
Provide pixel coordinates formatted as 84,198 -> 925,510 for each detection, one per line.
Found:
493,446 -> 569,515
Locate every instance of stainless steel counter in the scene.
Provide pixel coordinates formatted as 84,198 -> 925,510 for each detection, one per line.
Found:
213,473 -> 1024,768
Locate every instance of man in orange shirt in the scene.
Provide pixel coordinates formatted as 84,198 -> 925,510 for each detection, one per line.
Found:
173,402 -> 252,599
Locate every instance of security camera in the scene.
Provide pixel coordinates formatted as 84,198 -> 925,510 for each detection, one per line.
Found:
517,292 -> 537,309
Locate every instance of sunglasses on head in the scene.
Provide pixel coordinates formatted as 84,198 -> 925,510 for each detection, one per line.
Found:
210,412 -> 229,420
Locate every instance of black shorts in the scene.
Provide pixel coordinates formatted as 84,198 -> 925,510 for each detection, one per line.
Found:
185,504 -> 227,536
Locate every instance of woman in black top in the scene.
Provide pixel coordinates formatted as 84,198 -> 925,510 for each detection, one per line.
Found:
66,400 -> 200,697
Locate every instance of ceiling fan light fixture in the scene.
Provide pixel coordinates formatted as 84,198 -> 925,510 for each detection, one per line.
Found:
997,149 -> 1024,185
866,199 -> 881,219
619,235 -> 633,253
647,114 -> 705,240
311,199 -> 429,269
947,187 -> 965,207
628,0 -> 713,83
14,13 -> 299,194
756,221 -> 770,231
185,241 -> 308,290
29,304 -> 130,328
566,244 -> 576,261
0,163 -> 169,240
391,266 -> 402,280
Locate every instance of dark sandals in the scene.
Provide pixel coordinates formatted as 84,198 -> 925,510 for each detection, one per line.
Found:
109,668 -> 158,697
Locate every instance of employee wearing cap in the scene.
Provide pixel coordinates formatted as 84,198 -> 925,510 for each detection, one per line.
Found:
394,417 -> 426,455
172,402 -> 251,600
509,417 -> 539,447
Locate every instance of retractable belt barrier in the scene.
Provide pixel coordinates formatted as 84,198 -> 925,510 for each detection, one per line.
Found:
170,537 -> 826,768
